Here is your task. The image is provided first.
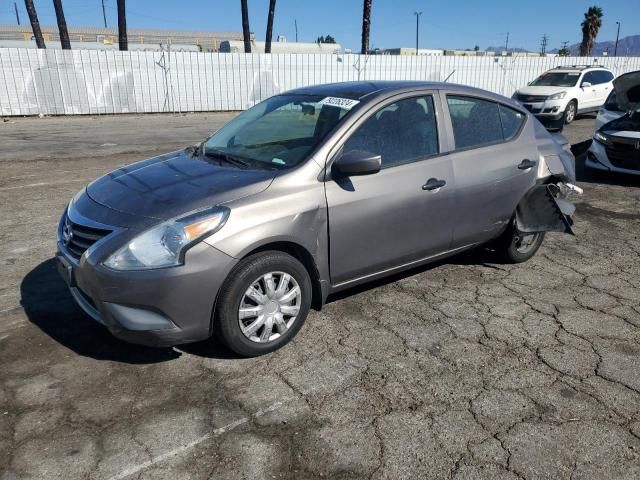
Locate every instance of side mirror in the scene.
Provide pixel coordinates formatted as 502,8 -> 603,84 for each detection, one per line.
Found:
581,81 -> 592,88
333,150 -> 381,176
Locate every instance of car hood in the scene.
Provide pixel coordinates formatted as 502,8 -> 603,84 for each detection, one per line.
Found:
86,149 -> 276,221
612,70 -> 640,111
516,86 -> 568,97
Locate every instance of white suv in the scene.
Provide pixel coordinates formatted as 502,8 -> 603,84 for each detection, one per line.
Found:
513,65 -> 614,130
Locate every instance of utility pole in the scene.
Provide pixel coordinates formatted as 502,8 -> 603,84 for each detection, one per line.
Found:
414,11 -> 422,55
614,21 -> 620,57
294,19 -> 298,42
14,2 -> 20,24
504,32 -> 509,53
540,34 -> 548,55
101,0 -> 108,28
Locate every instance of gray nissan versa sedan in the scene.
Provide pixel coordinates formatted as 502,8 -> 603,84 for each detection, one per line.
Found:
57,81 -> 579,356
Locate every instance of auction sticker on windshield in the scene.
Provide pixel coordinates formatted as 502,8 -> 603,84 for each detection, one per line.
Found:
318,97 -> 360,110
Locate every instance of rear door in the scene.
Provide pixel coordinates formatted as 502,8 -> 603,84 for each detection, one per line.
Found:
440,93 -> 538,248
324,93 -> 457,286
593,70 -> 614,107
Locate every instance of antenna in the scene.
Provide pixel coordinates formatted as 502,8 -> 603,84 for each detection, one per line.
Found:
101,0 -> 108,28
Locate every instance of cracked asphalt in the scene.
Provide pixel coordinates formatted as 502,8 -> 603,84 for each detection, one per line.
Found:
1,112 -> 640,479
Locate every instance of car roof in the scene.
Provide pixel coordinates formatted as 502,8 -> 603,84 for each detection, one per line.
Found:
283,80 -> 507,102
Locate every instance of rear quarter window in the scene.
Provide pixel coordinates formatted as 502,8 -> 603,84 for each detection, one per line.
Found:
499,105 -> 525,141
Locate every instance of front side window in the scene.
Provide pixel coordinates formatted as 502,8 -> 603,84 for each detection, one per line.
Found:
582,72 -> 596,85
529,71 -> 581,87
342,96 -> 439,168
204,94 -> 354,169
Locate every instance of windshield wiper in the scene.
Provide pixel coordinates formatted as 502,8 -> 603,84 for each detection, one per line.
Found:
202,149 -> 250,169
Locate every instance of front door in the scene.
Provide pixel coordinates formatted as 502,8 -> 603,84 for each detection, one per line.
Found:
325,94 -> 456,286
442,94 -> 539,247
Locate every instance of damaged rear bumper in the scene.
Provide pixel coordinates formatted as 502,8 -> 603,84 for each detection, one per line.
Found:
516,184 -> 577,235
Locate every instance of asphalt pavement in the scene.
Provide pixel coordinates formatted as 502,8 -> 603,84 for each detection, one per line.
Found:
1,112 -> 639,479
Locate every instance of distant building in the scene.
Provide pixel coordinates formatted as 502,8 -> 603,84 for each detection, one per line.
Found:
443,49 -> 496,56
374,48 -> 443,56
0,24 -> 244,51
219,39 -> 342,54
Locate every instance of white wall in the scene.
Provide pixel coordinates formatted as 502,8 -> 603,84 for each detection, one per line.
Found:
1,48 -> 639,116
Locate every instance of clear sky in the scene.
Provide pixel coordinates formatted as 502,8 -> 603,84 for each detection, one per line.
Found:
2,0 -> 638,52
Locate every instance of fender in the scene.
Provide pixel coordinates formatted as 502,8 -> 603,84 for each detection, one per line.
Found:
515,184 -> 575,235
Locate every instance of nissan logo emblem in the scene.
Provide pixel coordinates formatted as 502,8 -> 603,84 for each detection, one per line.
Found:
62,220 -> 73,246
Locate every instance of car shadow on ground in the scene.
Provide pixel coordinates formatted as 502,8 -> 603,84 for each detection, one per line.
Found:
20,258 -> 241,363
326,246 -> 504,304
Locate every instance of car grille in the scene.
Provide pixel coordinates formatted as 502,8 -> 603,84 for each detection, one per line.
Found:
523,105 -> 542,114
62,215 -> 112,260
517,94 -> 548,103
605,138 -> 640,171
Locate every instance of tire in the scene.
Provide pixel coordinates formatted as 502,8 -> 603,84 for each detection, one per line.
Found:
564,100 -> 577,124
496,221 -> 545,264
214,251 -> 312,357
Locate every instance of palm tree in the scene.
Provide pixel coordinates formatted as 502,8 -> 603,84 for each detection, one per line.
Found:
52,0 -> 71,50
579,5 -> 603,56
361,0 -> 372,54
117,0 -> 128,51
265,0 -> 277,54
241,0 -> 251,53
24,0 -> 45,48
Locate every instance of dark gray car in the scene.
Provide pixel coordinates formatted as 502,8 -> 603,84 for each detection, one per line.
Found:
56,81 -> 578,356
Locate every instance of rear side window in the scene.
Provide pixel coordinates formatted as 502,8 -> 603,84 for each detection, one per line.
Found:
499,105 -> 525,141
592,70 -> 614,84
447,96 -> 503,150
343,95 -> 439,168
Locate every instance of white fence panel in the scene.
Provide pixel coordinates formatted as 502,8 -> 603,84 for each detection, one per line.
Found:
1,48 -> 640,116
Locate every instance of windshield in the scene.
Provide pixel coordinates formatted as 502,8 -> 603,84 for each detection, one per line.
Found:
203,94 -> 355,169
529,71 -> 581,87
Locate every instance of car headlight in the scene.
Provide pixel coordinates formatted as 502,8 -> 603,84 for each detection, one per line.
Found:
594,131 -> 610,145
547,91 -> 567,100
104,207 -> 230,270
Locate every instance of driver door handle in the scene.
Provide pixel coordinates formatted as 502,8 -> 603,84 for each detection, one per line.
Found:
422,178 -> 446,191
518,159 -> 537,170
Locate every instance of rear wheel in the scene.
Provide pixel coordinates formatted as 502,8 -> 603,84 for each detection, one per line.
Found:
496,221 -> 545,263
564,100 -> 577,124
215,251 -> 312,357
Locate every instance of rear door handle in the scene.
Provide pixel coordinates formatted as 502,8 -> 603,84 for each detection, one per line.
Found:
422,178 -> 446,191
517,159 -> 537,170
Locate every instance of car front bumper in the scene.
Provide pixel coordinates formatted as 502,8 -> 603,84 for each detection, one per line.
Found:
585,139 -> 640,176
56,208 -> 238,347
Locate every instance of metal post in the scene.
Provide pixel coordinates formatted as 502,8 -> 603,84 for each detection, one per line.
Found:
614,22 -> 620,57
14,2 -> 20,24
101,0 -> 108,28
414,12 -> 422,55
294,19 -> 298,42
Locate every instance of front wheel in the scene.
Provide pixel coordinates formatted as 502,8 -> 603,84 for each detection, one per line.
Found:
214,251 -> 312,357
564,100 -> 577,124
496,221 -> 545,264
